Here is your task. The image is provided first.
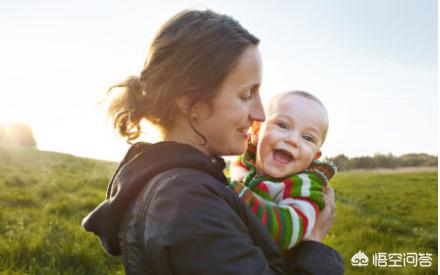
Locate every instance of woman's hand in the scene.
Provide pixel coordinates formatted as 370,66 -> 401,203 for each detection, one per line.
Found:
305,187 -> 336,242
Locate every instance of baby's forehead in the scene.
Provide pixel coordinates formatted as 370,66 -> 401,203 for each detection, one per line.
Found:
268,93 -> 319,113
267,94 -> 329,128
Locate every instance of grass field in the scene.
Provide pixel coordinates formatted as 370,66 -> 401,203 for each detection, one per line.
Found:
0,147 -> 437,274
327,170 -> 437,274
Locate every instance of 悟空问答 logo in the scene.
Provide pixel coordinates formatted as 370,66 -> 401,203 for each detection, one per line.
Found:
351,251 -> 369,267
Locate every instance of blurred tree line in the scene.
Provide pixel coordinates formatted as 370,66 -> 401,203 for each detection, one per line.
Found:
0,122 -> 37,148
327,153 -> 438,171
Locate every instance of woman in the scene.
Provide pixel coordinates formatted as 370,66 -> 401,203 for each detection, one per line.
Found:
82,10 -> 343,274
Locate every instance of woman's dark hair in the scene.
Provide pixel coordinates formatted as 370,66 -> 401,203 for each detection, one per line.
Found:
108,10 -> 259,143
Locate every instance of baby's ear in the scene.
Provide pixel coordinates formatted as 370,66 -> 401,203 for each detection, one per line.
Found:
313,151 -> 322,160
250,121 -> 261,146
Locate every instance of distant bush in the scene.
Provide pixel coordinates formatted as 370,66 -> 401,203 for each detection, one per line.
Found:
0,124 -> 6,142
0,122 -> 37,148
327,153 -> 437,171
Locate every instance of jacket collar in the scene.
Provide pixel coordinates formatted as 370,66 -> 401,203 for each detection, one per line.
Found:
82,141 -> 227,256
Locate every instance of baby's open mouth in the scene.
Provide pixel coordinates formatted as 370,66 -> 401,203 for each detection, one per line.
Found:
273,149 -> 294,164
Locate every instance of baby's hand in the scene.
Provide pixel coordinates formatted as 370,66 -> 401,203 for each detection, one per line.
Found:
306,160 -> 337,187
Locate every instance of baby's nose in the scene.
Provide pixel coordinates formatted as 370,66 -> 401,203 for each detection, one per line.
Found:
285,133 -> 300,148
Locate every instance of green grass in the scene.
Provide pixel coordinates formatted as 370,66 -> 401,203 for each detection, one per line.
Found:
0,147 -> 437,274
0,147 -> 123,274
327,171 -> 438,274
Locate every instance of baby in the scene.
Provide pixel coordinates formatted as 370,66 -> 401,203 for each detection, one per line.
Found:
228,90 -> 336,250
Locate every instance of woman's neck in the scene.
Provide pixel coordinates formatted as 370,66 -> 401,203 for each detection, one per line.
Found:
164,132 -> 212,159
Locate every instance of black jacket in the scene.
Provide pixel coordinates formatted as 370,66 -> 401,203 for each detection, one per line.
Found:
82,142 -> 343,274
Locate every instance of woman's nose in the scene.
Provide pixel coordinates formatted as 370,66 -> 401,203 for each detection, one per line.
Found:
250,93 -> 265,122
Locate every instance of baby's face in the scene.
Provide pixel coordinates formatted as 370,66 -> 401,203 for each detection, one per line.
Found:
255,95 -> 328,178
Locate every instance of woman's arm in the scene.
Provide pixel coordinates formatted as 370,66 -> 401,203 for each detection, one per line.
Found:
135,169 -> 342,275
144,169 -> 285,275
285,187 -> 344,275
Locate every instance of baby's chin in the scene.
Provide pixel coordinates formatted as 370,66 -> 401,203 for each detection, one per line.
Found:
257,159 -> 301,179
262,166 -> 295,179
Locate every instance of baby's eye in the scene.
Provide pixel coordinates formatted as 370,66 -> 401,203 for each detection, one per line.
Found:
303,135 -> 314,142
276,122 -> 289,130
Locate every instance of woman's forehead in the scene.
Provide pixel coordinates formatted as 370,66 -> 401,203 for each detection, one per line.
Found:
221,46 -> 262,90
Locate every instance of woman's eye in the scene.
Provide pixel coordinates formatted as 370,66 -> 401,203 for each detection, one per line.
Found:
240,90 -> 252,101
276,122 -> 288,130
303,135 -> 314,142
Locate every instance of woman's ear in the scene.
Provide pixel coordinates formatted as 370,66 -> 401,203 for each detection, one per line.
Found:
176,96 -> 207,120
176,95 -> 191,115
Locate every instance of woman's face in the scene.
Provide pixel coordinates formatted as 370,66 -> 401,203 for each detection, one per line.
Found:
194,46 -> 265,158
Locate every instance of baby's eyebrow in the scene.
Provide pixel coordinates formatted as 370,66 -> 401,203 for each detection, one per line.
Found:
270,114 -> 292,121
304,127 -> 321,137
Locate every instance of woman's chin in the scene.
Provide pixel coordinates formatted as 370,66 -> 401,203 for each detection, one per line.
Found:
227,143 -> 247,156
231,148 -> 246,156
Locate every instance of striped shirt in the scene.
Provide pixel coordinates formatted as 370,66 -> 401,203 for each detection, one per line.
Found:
228,145 -> 336,250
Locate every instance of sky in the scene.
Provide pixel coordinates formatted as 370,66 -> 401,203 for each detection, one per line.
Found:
0,0 -> 437,161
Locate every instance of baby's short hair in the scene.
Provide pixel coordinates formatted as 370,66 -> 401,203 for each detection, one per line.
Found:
268,90 -> 329,145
